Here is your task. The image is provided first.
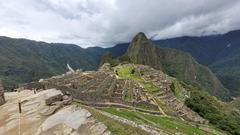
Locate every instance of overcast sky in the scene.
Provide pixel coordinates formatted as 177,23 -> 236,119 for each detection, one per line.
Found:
0,0 -> 240,47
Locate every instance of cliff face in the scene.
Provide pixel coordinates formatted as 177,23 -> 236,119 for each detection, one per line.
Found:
125,32 -> 230,100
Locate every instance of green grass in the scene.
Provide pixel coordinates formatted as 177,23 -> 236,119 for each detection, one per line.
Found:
134,102 -> 159,111
74,103 -> 149,135
101,107 -> 219,135
115,66 -> 159,93
142,82 -> 159,93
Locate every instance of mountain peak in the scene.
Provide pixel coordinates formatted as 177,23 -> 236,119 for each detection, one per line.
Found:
126,32 -> 157,65
132,32 -> 149,43
127,32 -> 151,52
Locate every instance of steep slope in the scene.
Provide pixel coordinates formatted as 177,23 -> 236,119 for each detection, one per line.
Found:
0,36 -> 98,89
155,30 -> 240,96
124,32 -> 229,100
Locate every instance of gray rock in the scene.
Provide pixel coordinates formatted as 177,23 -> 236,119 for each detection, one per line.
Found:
62,95 -> 73,105
45,94 -> 62,106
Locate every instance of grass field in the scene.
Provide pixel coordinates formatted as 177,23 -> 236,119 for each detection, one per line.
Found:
101,107 -> 223,135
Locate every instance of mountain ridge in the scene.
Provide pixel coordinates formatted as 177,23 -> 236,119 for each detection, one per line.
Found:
121,32 -> 230,100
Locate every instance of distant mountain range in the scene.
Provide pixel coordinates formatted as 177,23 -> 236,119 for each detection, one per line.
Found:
155,30 -> 240,97
0,36 -> 99,89
0,30 -> 240,98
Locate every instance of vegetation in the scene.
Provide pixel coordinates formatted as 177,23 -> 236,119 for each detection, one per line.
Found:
101,107 -> 222,135
115,65 -> 159,93
0,36 -> 99,90
230,98 -> 240,110
170,81 -> 189,101
75,103 -> 149,135
183,83 -> 240,135
123,32 -> 230,100
155,30 -> 240,97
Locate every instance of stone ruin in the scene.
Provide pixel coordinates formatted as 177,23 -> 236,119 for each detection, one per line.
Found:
23,63 -> 206,124
139,65 -> 206,124
0,80 -> 5,106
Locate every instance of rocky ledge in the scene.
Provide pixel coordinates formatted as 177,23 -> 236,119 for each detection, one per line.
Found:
0,89 -> 111,135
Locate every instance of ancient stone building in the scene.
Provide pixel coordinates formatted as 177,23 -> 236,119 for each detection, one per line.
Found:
0,80 -> 6,105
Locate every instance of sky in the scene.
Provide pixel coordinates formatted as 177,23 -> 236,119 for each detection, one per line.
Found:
0,0 -> 240,48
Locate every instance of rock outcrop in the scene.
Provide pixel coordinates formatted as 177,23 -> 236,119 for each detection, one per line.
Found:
45,93 -> 63,106
42,89 -> 73,116
0,80 -> 5,106
0,89 -> 110,135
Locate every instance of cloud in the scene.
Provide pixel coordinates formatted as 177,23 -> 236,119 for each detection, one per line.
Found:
0,0 -> 240,47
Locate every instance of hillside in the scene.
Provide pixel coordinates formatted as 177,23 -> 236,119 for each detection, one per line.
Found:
104,32 -> 230,100
97,30 -> 240,97
0,36 -> 99,89
155,30 -> 240,96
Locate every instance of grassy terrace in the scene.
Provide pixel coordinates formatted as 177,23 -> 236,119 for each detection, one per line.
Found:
101,107 -> 223,135
115,65 -> 159,93
74,103 -> 149,135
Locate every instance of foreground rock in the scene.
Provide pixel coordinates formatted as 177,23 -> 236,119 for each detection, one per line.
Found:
0,81 -> 5,106
0,89 -> 110,135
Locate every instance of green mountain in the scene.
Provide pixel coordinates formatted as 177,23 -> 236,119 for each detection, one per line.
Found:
96,30 -> 240,97
155,30 -> 240,96
0,36 -> 98,89
112,32 -> 230,100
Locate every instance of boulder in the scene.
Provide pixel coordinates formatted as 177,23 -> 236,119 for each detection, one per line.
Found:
62,95 -> 73,105
45,94 -> 62,106
41,101 -> 63,116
